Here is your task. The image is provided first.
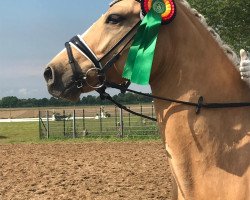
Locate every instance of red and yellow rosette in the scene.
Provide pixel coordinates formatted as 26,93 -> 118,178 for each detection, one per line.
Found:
123,0 -> 177,85
141,0 -> 176,24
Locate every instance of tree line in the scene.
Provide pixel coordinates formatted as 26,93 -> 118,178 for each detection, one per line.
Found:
0,93 -> 153,108
189,0 -> 249,51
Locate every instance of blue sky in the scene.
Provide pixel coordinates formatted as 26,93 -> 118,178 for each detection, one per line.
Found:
0,0 -> 130,99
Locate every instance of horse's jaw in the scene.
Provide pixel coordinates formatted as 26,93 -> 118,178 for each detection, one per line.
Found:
47,83 -> 81,102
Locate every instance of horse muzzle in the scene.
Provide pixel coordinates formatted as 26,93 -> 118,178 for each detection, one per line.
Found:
43,65 -> 82,101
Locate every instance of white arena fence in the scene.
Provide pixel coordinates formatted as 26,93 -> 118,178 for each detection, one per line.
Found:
38,105 -> 159,139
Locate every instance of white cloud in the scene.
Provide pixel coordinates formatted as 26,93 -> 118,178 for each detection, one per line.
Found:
18,88 -> 28,98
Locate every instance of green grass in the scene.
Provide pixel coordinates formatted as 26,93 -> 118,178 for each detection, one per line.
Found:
0,105 -> 160,144
0,119 -> 160,144
0,122 -> 39,144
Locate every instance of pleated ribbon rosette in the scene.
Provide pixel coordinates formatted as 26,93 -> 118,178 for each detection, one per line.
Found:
122,0 -> 176,85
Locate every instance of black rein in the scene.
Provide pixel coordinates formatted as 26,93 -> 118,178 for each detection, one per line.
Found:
98,82 -> 250,122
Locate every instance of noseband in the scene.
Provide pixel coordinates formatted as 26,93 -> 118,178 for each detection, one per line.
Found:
65,21 -> 140,89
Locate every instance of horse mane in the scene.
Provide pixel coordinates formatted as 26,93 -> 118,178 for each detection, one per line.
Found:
179,0 -> 239,67
109,0 -> 240,67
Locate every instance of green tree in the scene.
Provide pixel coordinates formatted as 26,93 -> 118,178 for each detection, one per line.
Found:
189,0 -> 250,51
1,96 -> 19,108
0,93 -> 155,108
83,95 -> 97,105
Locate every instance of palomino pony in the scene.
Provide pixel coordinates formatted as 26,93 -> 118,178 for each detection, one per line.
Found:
44,0 -> 250,199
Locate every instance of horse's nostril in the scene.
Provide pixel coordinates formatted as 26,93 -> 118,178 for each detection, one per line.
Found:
44,67 -> 54,84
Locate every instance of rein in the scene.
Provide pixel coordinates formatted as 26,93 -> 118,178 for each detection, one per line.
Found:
64,4 -> 250,122
100,82 -> 250,122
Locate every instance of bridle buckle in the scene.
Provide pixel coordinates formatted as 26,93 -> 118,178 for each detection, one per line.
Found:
76,81 -> 84,89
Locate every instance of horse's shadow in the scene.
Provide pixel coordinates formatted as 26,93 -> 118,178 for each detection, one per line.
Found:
216,142 -> 250,176
188,108 -> 250,177
160,104 -> 250,177
0,135 -> 8,139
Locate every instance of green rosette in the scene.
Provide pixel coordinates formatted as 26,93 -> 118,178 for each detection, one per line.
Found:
122,0 -> 166,85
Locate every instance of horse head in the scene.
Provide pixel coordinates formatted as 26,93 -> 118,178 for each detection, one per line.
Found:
44,0 -> 142,101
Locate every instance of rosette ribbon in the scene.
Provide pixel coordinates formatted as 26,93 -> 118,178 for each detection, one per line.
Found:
122,0 -> 176,85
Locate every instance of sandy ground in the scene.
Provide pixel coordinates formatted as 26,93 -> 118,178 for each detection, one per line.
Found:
0,142 -> 173,200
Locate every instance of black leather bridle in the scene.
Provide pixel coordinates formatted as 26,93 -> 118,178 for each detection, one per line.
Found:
65,20 -> 140,90
64,1 -> 250,122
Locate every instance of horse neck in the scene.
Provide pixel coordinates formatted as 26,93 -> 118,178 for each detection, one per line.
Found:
150,2 -> 250,104
149,4 -> 250,197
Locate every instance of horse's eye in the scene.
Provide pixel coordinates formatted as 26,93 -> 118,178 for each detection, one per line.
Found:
106,14 -> 125,24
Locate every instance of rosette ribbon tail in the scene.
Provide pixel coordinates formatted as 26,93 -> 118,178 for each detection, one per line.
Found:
122,0 -> 164,85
